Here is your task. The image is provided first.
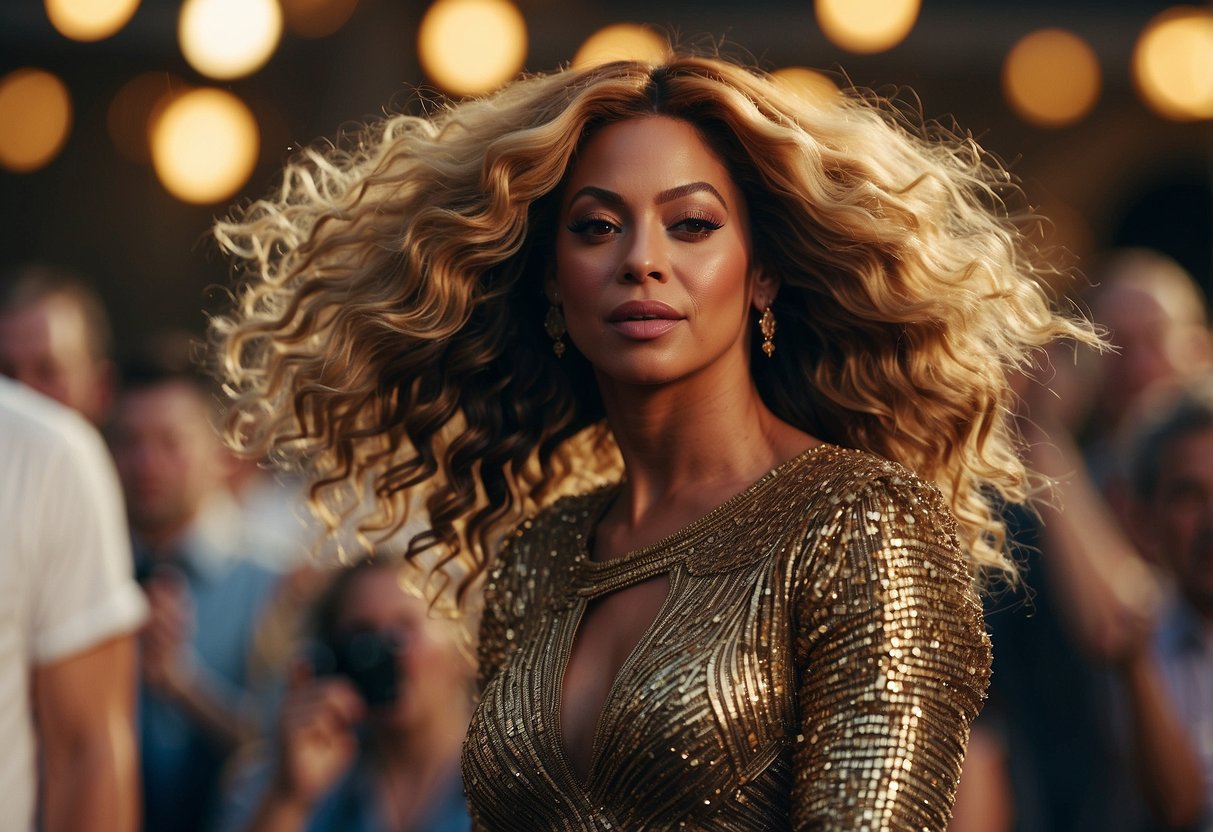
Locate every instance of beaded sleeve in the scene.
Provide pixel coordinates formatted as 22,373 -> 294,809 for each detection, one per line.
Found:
790,475 -> 991,830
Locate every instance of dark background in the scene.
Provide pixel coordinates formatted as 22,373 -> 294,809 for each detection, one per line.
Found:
2,0 -> 1210,358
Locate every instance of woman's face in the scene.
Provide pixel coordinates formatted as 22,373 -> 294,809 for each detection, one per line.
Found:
552,116 -> 773,387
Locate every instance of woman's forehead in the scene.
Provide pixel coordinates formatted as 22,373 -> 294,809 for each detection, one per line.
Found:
562,116 -> 740,206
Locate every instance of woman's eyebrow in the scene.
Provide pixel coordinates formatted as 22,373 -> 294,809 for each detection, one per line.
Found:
566,182 -> 728,211
567,186 -> 623,207
655,181 -> 727,209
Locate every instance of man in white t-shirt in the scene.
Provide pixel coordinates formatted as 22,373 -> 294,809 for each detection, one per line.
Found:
0,377 -> 148,831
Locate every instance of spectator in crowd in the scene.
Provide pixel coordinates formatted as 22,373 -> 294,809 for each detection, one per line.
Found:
0,262 -> 116,425
1081,249 -> 1213,533
955,249 -> 1211,831
1114,378 -> 1213,830
218,559 -> 472,832
0,377 -> 147,831
109,346 -> 280,832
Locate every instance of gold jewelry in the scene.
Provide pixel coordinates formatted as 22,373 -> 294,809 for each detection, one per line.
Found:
545,305 -> 567,358
759,306 -> 776,358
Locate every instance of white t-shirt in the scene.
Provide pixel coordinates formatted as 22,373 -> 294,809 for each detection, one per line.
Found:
0,378 -> 148,831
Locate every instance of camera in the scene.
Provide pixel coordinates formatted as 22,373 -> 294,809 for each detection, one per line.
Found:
308,630 -> 402,707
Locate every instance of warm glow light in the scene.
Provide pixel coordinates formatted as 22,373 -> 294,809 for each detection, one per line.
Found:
772,67 -> 840,104
1133,7 -> 1213,121
108,72 -> 187,164
280,0 -> 358,38
417,0 -> 527,96
0,68 -> 72,173
179,0 -> 283,80
44,0 -> 141,42
815,0 -> 919,54
572,24 -> 670,69
150,87 -> 259,204
1003,29 -> 1101,128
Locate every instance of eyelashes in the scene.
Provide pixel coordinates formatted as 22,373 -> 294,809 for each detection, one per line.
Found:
673,215 -> 723,236
566,216 -> 618,236
565,211 -> 724,239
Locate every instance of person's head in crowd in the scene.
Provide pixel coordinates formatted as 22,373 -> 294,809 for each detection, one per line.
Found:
1129,377 -> 1213,618
1088,249 -> 1211,434
230,558 -> 473,830
109,336 -> 230,552
307,559 -> 473,738
0,263 -> 116,424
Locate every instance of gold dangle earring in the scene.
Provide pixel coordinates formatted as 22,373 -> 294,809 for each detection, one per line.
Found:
545,304 -> 567,358
759,305 -> 776,358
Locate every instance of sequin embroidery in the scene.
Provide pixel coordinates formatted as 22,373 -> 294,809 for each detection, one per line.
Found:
462,444 -> 991,831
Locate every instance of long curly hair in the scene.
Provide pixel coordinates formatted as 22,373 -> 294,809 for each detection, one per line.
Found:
213,54 -> 1093,603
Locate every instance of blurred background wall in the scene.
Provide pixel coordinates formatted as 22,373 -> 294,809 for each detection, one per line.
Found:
1,0 -> 1210,358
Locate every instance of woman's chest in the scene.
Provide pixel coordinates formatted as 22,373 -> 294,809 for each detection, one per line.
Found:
464,558 -> 801,830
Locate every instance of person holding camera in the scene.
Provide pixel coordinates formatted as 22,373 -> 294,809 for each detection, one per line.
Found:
219,560 -> 472,832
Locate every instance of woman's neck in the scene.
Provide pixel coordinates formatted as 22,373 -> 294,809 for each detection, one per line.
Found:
596,359 -> 817,529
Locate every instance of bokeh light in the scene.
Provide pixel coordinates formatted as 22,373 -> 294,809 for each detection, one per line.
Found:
0,68 -> 73,173
108,72 -> 187,164
44,0 -> 141,42
572,24 -> 670,69
1133,6 -> 1213,121
150,87 -> 259,204
815,0 -> 920,54
280,0 -> 359,38
772,67 -> 840,105
417,0 -> 527,96
1003,29 -> 1101,128
179,0 -> 283,80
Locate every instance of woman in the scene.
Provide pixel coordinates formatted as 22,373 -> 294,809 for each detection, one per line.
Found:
220,560 -> 472,832
214,55 -> 1093,829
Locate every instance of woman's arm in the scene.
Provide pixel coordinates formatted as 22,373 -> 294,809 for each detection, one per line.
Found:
791,476 -> 991,831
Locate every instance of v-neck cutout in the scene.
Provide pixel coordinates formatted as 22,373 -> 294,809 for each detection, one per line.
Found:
553,442 -> 829,794
557,571 -> 674,790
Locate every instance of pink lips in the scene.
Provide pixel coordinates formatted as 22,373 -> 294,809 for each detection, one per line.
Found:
607,300 -> 683,340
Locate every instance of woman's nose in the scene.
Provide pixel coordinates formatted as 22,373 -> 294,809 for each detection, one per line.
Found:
620,221 -> 667,283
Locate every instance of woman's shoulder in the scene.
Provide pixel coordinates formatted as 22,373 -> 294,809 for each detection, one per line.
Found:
799,443 -> 950,520
673,444 -> 947,576
488,484 -> 615,576
763,442 -> 949,523
506,485 -> 615,545
792,446 -> 975,610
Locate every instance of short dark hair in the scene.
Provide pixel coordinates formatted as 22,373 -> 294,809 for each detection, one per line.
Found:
308,559 -> 395,644
119,331 -> 211,393
1128,378 -> 1213,502
117,331 -> 220,425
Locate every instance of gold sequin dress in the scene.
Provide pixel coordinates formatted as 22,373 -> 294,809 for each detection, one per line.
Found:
462,444 -> 991,831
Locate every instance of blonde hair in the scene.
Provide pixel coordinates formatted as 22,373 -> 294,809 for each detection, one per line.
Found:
214,55 -> 1093,602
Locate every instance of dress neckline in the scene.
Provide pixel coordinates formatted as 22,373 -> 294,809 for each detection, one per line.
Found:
574,442 -> 833,575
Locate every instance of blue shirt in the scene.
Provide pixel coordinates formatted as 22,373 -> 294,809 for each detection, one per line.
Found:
1152,598 -> 1213,831
136,496 -> 281,832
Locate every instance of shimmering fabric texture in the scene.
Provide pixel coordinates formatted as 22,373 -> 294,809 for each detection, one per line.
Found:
462,445 -> 991,831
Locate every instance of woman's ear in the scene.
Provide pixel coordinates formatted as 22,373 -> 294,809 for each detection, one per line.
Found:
750,266 -> 780,312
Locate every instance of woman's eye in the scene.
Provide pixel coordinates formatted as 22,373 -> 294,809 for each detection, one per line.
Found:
567,218 -> 619,238
672,217 -> 723,237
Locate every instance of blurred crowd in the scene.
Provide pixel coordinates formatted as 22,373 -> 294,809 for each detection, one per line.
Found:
1,246 -> 1211,831
0,264 -> 473,832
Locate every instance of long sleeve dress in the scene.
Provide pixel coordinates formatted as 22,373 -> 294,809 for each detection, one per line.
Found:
461,443 -> 991,830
